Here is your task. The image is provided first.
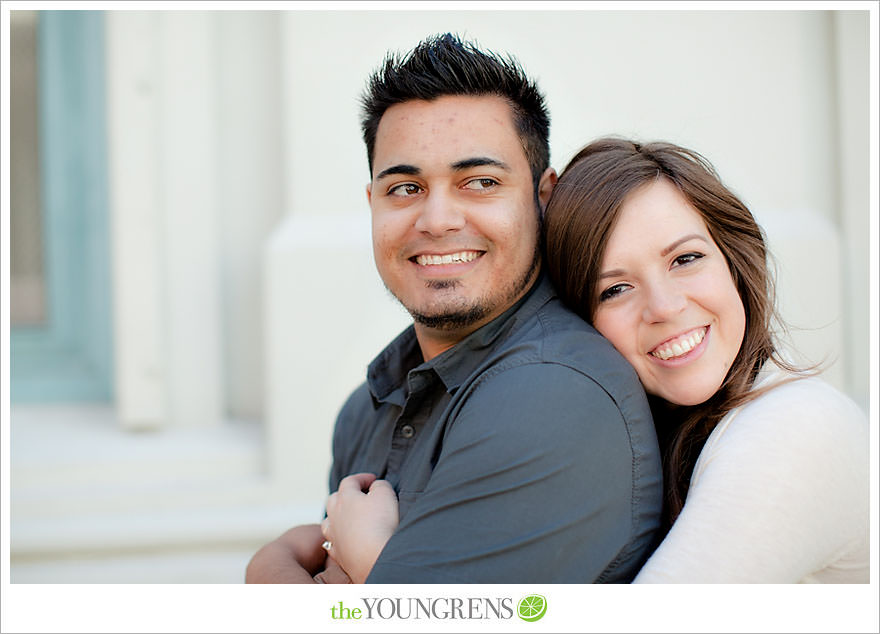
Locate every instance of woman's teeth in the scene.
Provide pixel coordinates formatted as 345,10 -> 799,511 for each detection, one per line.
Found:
651,327 -> 707,360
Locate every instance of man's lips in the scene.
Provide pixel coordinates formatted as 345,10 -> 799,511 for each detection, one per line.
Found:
410,250 -> 484,266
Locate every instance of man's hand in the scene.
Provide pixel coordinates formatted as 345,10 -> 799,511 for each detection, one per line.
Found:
245,524 -> 327,583
322,473 -> 399,583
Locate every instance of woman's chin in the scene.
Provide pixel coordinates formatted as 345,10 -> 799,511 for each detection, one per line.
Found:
649,384 -> 718,407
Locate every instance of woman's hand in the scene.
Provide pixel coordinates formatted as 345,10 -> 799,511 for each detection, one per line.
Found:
322,472 -> 399,583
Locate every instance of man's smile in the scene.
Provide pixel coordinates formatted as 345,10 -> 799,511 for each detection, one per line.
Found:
412,250 -> 484,266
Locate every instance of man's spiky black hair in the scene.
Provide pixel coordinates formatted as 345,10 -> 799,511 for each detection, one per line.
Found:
361,33 -> 550,188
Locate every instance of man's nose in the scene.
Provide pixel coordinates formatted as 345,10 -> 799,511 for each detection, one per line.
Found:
413,189 -> 466,236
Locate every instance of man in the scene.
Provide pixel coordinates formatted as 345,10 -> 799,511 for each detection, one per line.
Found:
247,33 -> 661,584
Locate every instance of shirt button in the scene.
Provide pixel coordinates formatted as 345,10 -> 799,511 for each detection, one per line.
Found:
400,424 -> 415,439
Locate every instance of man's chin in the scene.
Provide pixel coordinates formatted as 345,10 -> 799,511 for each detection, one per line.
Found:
410,304 -> 489,331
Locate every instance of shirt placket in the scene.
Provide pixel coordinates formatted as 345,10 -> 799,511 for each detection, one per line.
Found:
384,369 -> 437,489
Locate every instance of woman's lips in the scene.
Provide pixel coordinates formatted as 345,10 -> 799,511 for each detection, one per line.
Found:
649,326 -> 708,361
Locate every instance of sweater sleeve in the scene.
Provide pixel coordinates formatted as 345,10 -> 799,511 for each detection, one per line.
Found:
634,376 -> 868,583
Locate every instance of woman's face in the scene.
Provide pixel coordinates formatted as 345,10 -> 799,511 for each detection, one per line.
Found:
592,178 -> 746,406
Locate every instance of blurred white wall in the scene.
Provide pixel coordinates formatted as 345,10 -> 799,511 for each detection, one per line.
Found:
277,10 -> 868,402
267,7 -> 869,519
10,8 -> 871,584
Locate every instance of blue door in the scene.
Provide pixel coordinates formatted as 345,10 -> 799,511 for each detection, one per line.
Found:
10,11 -> 114,402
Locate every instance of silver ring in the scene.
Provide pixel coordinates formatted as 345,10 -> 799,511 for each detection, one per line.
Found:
321,540 -> 332,550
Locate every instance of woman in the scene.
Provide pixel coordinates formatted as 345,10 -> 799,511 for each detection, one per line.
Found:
321,137 -> 868,583
542,137 -> 868,582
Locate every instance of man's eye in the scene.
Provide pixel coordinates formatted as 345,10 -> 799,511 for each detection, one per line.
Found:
462,178 -> 498,191
388,183 -> 423,197
672,252 -> 704,267
599,283 -> 631,302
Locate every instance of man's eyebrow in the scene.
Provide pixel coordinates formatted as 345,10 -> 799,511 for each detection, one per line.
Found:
375,164 -> 421,180
451,157 -> 511,171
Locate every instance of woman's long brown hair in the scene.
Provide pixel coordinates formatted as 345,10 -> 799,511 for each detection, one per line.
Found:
543,137 -> 801,532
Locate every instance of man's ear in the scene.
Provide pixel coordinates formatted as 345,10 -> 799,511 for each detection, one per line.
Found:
366,183 -> 372,205
537,167 -> 558,211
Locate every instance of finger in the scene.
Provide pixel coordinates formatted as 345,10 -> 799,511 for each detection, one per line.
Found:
339,472 -> 378,493
325,491 -> 338,514
368,478 -> 393,492
368,479 -> 396,496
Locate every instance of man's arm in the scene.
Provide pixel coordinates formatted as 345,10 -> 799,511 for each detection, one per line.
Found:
366,363 -> 662,583
245,524 -> 329,584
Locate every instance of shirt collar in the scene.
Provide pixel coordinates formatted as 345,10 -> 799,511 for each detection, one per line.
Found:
367,272 -> 555,406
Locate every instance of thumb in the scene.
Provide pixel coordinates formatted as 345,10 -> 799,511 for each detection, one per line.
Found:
368,479 -> 397,498
340,472 -> 378,493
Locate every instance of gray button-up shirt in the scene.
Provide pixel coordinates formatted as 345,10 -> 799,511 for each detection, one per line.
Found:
330,273 -> 662,583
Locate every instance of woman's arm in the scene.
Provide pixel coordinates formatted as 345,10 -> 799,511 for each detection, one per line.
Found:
322,473 -> 400,583
634,379 -> 868,583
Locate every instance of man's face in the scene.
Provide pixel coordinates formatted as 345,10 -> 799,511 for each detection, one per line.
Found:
368,95 -> 551,353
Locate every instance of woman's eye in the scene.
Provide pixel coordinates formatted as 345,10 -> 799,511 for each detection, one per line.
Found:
672,252 -> 704,267
463,178 -> 498,191
388,183 -> 423,197
599,283 -> 631,302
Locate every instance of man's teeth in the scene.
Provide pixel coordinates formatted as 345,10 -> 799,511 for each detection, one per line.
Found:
415,251 -> 480,266
651,327 -> 707,360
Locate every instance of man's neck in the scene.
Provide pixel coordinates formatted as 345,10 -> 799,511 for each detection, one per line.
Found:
413,273 -> 542,362
414,325 -> 476,363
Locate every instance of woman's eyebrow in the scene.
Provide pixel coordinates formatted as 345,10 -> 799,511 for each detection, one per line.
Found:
660,233 -> 710,257
598,268 -> 626,281
599,234 -> 710,280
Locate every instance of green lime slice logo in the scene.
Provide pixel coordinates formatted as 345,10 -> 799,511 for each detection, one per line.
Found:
517,594 -> 547,622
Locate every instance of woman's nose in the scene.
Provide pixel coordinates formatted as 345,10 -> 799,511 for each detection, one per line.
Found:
641,281 -> 687,323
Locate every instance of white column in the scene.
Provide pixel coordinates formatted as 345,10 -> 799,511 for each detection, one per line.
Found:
832,11 -> 870,410
106,12 -> 167,430
215,12 -> 284,421
264,214 -> 410,505
157,12 -> 224,428
106,11 -> 224,428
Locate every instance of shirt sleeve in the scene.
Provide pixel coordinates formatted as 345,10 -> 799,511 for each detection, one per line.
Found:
366,362 -> 660,584
633,378 -> 869,583
328,382 -> 373,495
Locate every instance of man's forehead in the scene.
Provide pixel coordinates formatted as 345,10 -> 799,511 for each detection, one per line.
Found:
372,94 -> 525,177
